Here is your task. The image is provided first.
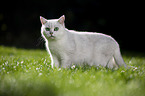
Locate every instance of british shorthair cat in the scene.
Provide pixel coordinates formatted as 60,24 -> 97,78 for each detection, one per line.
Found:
40,15 -> 127,68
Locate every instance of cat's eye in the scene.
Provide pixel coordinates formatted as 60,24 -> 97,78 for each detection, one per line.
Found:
45,27 -> 50,31
54,27 -> 59,31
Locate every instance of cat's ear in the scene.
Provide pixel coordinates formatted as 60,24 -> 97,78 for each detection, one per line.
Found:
58,15 -> 65,25
40,16 -> 47,25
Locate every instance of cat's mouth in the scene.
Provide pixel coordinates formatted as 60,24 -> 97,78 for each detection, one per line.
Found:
49,35 -> 55,39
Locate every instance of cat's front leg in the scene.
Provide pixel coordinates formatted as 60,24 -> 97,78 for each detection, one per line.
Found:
60,56 -> 71,68
52,54 -> 60,68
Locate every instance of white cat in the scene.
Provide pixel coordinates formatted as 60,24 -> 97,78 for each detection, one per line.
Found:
40,15 -> 127,68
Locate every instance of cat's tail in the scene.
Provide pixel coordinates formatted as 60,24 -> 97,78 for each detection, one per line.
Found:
113,47 -> 127,68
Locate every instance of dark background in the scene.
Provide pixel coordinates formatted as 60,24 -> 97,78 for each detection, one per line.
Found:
0,0 -> 144,52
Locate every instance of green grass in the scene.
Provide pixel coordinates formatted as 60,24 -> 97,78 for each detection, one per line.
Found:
0,46 -> 145,96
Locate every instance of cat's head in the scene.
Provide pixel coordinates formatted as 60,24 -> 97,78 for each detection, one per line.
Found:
40,15 -> 65,40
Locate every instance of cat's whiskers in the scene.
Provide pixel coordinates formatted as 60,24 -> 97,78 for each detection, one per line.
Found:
36,37 -> 44,47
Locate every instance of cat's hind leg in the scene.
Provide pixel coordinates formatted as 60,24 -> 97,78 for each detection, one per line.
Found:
107,57 -> 118,68
113,48 -> 127,68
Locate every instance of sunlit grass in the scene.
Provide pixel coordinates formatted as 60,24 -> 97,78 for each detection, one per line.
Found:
0,46 -> 145,96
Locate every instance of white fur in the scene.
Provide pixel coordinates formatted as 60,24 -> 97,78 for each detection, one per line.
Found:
40,15 -> 127,68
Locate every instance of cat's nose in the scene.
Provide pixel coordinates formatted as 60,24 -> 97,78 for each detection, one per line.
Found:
50,31 -> 53,35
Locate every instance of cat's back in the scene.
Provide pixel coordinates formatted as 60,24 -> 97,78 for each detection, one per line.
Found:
68,30 -> 116,44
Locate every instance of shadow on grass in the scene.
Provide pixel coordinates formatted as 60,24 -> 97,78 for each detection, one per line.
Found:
0,74 -> 58,96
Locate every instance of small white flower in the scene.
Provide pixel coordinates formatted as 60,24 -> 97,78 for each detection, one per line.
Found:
17,62 -> 19,65
121,70 -> 125,73
71,65 -> 75,69
5,61 -> 8,66
21,61 -> 24,64
44,59 -> 46,63
39,73 -> 42,76
13,66 -> 16,69
36,68 -> 39,70
58,68 -> 61,71
133,67 -> 138,71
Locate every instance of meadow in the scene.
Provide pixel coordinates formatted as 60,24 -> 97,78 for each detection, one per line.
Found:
0,46 -> 144,96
